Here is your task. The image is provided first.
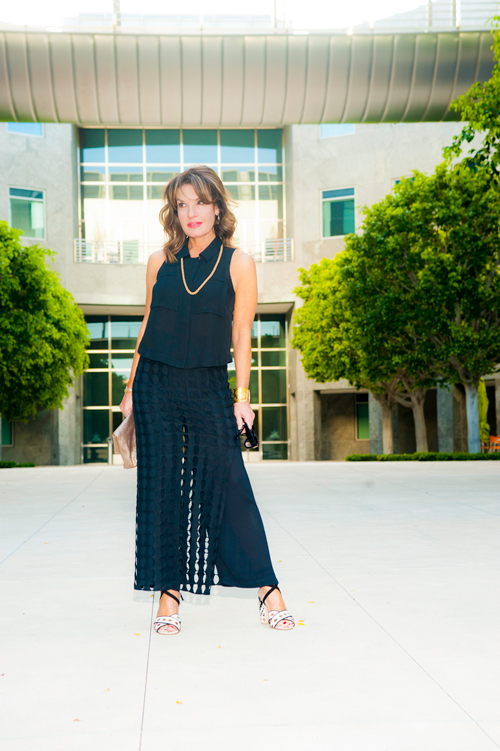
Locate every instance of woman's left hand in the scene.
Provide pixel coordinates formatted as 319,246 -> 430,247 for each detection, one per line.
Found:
234,401 -> 255,432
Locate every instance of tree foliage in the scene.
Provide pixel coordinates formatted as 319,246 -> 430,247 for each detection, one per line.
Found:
290,256 -> 421,453
343,165 -> 500,384
445,17 -> 500,171
0,222 -> 89,423
291,161 -> 500,454
344,162 -> 500,451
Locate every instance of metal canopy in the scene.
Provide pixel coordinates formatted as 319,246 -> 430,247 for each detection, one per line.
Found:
0,30 -> 494,126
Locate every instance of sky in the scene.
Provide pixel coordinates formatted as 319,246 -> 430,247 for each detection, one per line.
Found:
0,0 -> 424,31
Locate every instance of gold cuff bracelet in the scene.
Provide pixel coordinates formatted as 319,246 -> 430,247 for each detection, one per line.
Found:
233,387 -> 250,403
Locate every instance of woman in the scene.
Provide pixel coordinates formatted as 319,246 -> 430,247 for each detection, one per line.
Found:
120,165 -> 294,635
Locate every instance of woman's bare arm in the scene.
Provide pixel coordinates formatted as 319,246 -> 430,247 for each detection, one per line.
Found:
230,249 -> 257,431
119,250 -> 164,416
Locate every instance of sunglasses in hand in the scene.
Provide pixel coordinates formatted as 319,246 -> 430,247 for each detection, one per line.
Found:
237,418 -> 259,450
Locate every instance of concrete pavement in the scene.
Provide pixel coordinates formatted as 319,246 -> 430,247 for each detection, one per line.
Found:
1,461 -> 499,751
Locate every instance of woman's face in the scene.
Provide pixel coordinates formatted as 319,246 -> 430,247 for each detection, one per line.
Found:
175,183 -> 219,239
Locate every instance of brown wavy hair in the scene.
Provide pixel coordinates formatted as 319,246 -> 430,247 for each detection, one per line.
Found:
159,165 -> 237,263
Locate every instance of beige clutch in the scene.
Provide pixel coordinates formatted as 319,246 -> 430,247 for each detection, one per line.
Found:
112,411 -> 137,469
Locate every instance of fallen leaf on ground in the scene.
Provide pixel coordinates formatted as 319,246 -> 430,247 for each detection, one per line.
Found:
104,689 -> 110,692
73,719 -> 80,722
176,701 -> 182,704
134,633 -> 140,635
217,645 -> 221,648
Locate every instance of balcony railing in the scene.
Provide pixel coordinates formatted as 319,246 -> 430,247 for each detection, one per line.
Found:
260,238 -> 294,263
74,238 -> 294,264
74,239 -> 149,264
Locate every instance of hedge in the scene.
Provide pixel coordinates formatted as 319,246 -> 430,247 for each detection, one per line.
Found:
0,461 -> 36,468
345,452 -> 500,462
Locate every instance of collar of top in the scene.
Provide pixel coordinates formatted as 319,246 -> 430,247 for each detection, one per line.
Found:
177,235 -> 222,263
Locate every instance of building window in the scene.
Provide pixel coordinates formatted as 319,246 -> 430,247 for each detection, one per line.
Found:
228,313 -> 289,460
356,393 -> 370,440
1,419 -> 13,447
322,188 -> 355,238
78,128 -> 284,261
9,188 -> 45,239
320,124 -> 355,138
83,315 -> 142,463
7,122 -> 43,137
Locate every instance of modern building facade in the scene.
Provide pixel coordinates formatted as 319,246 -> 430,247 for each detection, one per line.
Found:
3,118 -> 499,464
1,4 -> 500,464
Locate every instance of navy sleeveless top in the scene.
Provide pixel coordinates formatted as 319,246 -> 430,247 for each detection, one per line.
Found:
138,236 -> 236,368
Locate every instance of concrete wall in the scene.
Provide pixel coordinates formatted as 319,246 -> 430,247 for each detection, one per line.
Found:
320,393 -> 370,460
1,123 -> 80,464
2,409 -> 59,465
2,382 -> 82,467
0,123 -> 78,285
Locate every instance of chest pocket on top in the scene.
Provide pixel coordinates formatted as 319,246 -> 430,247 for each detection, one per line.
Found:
191,278 -> 227,317
151,270 -> 179,312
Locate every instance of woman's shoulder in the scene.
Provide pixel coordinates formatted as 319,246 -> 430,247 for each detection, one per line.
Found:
146,250 -> 166,285
228,247 -> 256,270
147,249 -> 165,270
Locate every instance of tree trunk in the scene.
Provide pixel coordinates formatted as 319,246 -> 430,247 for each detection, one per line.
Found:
409,389 -> 428,452
412,401 -> 428,452
381,404 -> 394,454
463,382 -> 480,453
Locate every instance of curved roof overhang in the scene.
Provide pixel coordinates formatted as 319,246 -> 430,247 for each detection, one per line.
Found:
0,30 -> 494,126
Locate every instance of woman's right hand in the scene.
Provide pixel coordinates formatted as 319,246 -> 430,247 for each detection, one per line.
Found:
120,391 -> 133,417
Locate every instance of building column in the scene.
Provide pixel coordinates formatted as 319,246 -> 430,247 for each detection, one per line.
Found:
57,381 -> 82,465
437,385 -> 454,453
369,393 -> 382,454
295,385 -> 322,460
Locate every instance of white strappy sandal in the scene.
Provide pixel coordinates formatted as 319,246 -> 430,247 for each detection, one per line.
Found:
153,591 -> 183,635
259,584 -> 295,630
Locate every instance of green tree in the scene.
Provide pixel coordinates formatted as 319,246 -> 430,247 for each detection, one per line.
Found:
342,165 -> 500,453
419,163 -> 500,451
292,162 -> 500,455
0,222 -> 89,458
339,204 -> 437,453
291,256 -> 419,454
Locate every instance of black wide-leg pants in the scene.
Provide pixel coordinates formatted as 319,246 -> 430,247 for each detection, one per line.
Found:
215,446 -> 278,589
133,356 -> 278,594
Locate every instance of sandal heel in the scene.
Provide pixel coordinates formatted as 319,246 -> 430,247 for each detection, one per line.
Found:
154,590 -> 182,635
258,585 -> 295,631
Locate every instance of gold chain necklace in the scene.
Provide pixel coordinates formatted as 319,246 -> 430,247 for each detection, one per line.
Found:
180,243 -> 224,296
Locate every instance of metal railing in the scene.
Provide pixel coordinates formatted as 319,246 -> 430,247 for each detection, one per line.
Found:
353,1 -> 499,34
74,237 -> 294,264
74,239 -> 152,264
257,238 -> 294,263
6,1 -> 497,35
